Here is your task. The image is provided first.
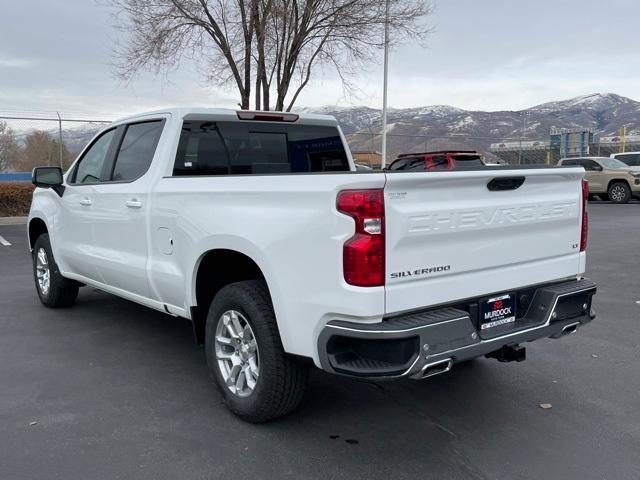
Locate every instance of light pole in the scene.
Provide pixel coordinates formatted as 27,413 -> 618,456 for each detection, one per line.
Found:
56,111 -> 63,169
380,0 -> 390,169
518,111 -> 529,164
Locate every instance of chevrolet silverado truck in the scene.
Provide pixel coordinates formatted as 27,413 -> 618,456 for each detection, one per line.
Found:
28,108 -> 597,422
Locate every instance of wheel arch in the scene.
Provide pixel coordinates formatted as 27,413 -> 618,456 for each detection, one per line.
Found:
607,178 -> 631,191
28,217 -> 49,251
190,247 -> 280,345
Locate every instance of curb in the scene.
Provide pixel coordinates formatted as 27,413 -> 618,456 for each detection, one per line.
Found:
0,216 -> 28,226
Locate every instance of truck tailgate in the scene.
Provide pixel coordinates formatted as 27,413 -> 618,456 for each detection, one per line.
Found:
384,167 -> 586,314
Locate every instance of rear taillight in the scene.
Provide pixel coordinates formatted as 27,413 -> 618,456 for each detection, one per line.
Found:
580,179 -> 589,252
337,189 -> 385,287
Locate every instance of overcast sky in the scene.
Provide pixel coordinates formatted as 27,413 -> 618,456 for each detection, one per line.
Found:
1,0 -> 639,117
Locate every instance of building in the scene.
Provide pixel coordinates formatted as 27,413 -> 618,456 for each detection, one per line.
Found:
550,128 -> 594,159
489,127 -> 635,164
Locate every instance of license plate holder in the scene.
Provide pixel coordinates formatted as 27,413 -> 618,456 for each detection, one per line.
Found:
480,294 -> 516,331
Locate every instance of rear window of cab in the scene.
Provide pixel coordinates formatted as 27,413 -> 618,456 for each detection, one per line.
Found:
173,121 -> 350,176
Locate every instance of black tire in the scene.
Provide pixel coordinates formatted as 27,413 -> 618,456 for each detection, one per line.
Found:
205,280 -> 307,422
607,181 -> 631,204
32,234 -> 79,308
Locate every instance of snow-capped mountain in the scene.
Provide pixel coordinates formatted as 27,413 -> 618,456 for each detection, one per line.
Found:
10,93 -> 638,162
58,123 -> 104,153
303,93 -> 640,159
14,123 -> 105,154
529,93 -> 637,114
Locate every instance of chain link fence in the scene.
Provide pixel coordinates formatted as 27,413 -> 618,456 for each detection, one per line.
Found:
347,132 -> 521,168
0,111 -> 115,173
1,110 -> 637,173
346,131 -> 640,169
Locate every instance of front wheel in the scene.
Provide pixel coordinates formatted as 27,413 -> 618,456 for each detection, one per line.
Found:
608,182 -> 631,204
32,234 -> 79,308
205,280 -> 308,422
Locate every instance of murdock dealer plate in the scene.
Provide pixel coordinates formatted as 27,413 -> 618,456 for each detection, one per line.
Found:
480,294 -> 516,330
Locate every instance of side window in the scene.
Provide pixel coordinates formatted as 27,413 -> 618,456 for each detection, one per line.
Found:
111,121 -> 163,182
574,160 -> 587,168
407,158 -> 426,170
582,160 -> 600,171
73,129 -> 116,184
626,154 -> 640,166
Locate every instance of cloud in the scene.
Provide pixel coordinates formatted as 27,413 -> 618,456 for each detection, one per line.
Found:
292,52 -> 640,112
1,0 -> 640,115
0,55 -> 35,69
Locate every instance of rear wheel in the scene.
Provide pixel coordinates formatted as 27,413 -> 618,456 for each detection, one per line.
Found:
205,280 -> 307,422
32,234 -> 79,308
608,182 -> 631,204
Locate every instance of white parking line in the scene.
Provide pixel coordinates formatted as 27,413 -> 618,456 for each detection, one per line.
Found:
0,234 -> 11,246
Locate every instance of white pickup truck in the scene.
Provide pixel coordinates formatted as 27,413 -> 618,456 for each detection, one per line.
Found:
28,108 -> 597,422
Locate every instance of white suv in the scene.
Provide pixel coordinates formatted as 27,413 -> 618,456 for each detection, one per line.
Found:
610,152 -> 640,170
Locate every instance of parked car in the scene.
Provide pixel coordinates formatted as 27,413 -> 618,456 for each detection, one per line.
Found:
558,156 -> 640,203
29,108 -> 596,422
609,151 -> 640,170
387,150 -> 485,171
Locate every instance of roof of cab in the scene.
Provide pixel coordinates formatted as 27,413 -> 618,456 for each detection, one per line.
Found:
111,107 -> 338,126
610,151 -> 640,156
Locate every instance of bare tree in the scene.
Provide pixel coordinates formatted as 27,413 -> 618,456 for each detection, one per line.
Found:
110,0 -> 431,111
13,131 -> 73,171
0,121 -> 21,172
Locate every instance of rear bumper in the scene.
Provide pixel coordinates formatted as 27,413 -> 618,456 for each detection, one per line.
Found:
317,278 -> 597,379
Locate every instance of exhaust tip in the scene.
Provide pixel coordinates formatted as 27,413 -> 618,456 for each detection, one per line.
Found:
561,322 -> 580,336
420,358 -> 453,379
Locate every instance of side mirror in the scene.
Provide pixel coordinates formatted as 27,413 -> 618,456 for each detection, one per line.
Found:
32,166 -> 65,196
593,165 -> 603,171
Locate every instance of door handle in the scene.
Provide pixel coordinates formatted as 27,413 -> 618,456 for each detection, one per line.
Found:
125,199 -> 143,209
79,198 -> 92,206
487,176 -> 526,191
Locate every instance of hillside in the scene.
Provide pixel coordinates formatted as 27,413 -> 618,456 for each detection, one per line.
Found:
305,93 -> 640,160
9,93 -> 639,166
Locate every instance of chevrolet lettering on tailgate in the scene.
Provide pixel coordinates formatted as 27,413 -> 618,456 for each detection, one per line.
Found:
409,201 -> 577,232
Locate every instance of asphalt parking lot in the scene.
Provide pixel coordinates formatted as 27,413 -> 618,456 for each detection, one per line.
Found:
1,203 -> 639,480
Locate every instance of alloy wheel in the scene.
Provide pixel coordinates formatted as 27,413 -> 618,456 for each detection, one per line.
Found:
214,310 -> 260,397
610,185 -> 626,202
35,247 -> 50,296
